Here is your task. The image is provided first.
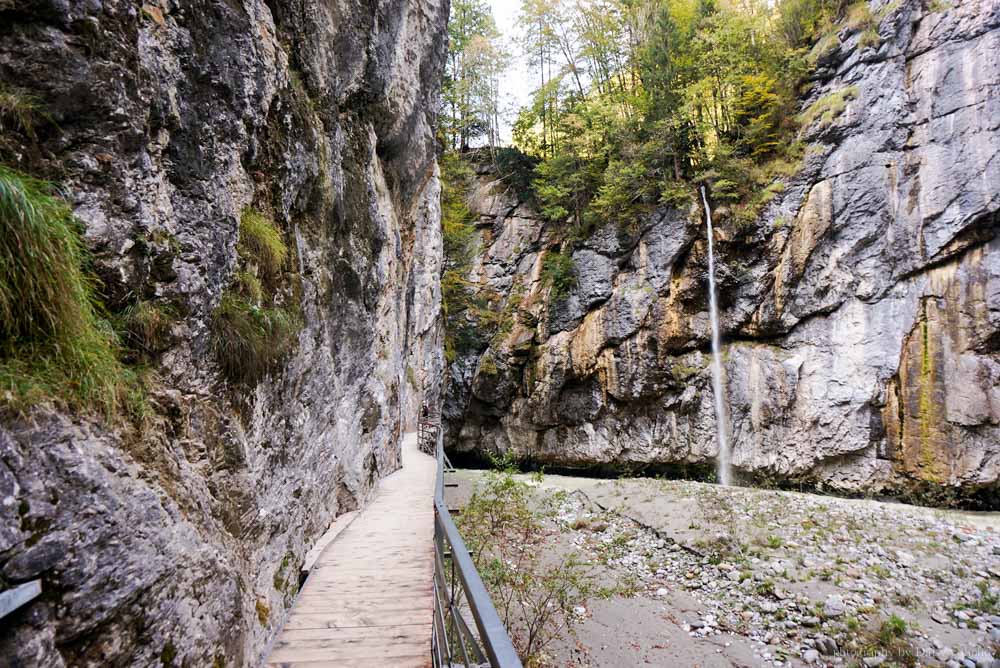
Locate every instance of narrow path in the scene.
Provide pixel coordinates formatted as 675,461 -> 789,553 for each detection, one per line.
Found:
267,433 -> 437,667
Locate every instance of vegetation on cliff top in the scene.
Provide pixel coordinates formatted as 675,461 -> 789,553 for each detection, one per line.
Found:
444,0 -> 872,236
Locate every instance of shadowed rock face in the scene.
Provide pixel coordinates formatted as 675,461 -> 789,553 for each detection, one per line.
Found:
445,0 -> 1000,505
0,0 -> 447,665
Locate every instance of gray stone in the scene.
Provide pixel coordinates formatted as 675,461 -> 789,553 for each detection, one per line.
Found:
823,595 -> 846,618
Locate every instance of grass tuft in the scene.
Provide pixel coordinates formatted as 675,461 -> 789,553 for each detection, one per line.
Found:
0,86 -> 42,139
798,85 -> 859,131
211,294 -> 298,385
122,300 -> 175,355
239,208 -> 287,277
0,165 -> 130,415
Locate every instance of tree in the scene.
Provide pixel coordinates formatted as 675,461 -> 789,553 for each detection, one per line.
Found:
443,0 -> 508,151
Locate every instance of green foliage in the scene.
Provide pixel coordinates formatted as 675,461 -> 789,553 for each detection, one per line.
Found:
494,147 -> 539,202
0,165 -> 132,415
458,470 -> 614,662
541,250 -> 576,298
511,0 -> 837,237
440,153 -> 478,270
443,0 -> 509,150
439,152 -> 520,365
797,85 -> 859,131
239,208 -> 288,278
122,300 -> 175,356
775,0 -> 852,48
214,207 -> 300,385
0,86 -> 42,140
211,295 -> 299,385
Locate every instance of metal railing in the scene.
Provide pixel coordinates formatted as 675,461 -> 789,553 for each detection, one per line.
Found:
422,416 -> 522,668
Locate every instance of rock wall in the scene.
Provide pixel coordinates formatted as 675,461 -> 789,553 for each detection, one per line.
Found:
445,0 -> 1000,506
0,0 -> 447,665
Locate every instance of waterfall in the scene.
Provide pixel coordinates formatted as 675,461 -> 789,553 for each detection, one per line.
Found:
701,186 -> 732,486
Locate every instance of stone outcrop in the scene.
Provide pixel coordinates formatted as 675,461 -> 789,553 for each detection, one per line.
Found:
0,0 -> 447,665
445,0 -> 1000,506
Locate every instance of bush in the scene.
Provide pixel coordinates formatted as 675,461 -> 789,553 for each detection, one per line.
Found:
541,250 -> 576,298
239,208 -> 287,277
458,470 -> 612,663
494,147 -> 539,203
0,166 -> 130,415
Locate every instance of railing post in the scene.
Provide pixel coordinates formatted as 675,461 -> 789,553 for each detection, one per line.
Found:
428,405 -> 523,668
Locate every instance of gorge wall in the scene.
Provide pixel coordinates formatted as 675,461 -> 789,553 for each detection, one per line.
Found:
0,0 -> 447,665
445,0 -> 1000,506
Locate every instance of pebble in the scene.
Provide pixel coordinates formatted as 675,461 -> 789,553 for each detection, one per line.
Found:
863,657 -> 885,667
802,649 -> 819,664
823,594 -> 846,618
938,648 -> 955,662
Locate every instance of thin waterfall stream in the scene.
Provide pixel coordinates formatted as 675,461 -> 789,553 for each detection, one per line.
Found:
701,186 -> 732,486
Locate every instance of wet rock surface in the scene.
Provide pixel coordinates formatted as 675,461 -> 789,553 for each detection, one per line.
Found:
0,0 -> 447,664
444,0 -> 1000,503
450,470 -> 1000,667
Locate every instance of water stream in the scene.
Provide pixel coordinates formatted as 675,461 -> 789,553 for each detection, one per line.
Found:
701,186 -> 732,486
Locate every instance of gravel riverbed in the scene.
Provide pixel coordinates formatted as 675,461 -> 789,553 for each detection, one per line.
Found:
447,472 -> 1000,668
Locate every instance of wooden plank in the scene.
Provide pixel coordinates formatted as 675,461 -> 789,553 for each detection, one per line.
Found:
276,623 -> 430,641
266,434 -> 437,666
281,611 -> 431,630
268,656 -> 430,668
268,645 -> 432,663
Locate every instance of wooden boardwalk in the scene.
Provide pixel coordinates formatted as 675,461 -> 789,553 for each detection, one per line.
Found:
266,433 -> 437,667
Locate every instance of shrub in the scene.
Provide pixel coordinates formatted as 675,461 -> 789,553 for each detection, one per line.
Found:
0,165 -> 130,415
541,250 -> 576,298
239,208 -> 287,277
458,470 -> 613,663
495,146 -> 539,202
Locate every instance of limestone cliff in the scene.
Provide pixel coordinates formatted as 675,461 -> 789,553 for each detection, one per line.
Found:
445,0 -> 1000,506
0,0 -> 447,665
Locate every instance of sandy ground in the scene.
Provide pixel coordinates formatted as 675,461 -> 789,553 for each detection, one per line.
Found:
446,471 -> 1000,668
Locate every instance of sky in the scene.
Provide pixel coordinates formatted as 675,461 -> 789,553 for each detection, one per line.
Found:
488,0 -> 533,142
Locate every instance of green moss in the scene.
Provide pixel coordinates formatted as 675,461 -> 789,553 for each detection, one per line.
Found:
239,208 -> 288,277
0,166 -> 133,415
214,206 -> 301,386
478,354 -> 498,376
274,552 -> 294,592
159,640 -> 177,667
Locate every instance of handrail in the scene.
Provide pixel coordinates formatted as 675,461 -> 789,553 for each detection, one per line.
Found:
425,416 -> 523,668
